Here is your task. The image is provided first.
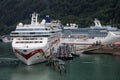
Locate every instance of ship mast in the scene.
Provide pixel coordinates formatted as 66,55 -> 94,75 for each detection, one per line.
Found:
31,12 -> 38,25
94,18 -> 102,27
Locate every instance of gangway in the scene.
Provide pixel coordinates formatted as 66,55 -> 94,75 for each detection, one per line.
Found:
76,46 -> 101,52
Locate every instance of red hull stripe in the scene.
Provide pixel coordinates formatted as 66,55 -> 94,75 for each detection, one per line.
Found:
62,43 -> 92,45
15,49 -> 45,60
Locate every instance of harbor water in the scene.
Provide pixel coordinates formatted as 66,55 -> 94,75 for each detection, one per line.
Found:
0,43 -> 120,80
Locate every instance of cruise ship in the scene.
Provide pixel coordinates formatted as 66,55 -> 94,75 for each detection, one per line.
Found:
10,13 -> 62,65
61,19 -> 120,48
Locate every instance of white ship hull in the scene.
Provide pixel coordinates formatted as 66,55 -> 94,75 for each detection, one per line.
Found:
62,19 -> 120,53
61,31 -> 120,46
12,42 -> 48,65
12,38 -> 60,65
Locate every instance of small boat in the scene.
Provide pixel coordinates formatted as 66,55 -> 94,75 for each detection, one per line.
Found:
1,35 -> 12,43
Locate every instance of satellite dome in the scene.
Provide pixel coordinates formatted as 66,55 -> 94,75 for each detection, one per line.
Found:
18,22 -> 23,26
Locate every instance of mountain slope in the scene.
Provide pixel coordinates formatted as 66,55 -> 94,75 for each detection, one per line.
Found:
0,0 -> 120,34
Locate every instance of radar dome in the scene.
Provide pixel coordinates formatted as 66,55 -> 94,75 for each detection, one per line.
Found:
18,22 -> 23,26
41,19 -> 46,24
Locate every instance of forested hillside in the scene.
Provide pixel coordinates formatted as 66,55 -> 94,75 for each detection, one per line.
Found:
0,0 -> 120,35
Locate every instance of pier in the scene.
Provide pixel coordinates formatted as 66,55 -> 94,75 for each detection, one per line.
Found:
82,44 -> 120,56
56,44 -> 73,60
46,56 -> 66,73
45,44 -> 77,73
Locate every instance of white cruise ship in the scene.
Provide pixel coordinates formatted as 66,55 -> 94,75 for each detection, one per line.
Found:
10,13 -> 62,65
61,19 -> 120,48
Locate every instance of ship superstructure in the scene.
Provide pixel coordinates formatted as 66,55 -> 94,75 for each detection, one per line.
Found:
61,19 -> 120,47
11,13 -> 62,65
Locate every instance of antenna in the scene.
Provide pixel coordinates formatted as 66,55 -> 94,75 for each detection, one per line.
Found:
94,18 -> 102,27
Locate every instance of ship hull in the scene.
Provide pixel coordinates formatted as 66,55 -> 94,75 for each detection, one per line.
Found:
61,31 -> 120,49
12,38 -> 61,65
13,48 -> 47,65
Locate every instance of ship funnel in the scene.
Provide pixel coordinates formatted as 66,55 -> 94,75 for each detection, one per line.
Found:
31,12 -> 38,25
45,15 -> 51,23
94,18 -> 102,27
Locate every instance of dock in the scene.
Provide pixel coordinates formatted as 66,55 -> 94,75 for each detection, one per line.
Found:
55,44 -> 75,60
46,56 -> 66,73
45,44 -> 77,73
82,44 -> 120,56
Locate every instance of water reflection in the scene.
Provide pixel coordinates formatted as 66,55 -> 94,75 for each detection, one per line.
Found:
11,64 -> 59,80
1,42 -> 120,80
0,55 -> 120,80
